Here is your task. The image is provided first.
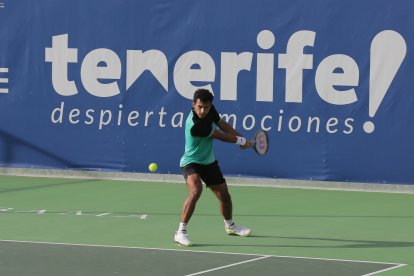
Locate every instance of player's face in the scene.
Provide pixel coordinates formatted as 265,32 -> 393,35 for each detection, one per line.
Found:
193,99 -> 211,119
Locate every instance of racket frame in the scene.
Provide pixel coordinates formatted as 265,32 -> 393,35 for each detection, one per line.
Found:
251,129 -> 269,155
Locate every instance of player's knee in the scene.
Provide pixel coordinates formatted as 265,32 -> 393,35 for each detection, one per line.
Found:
189,187 -> 202,200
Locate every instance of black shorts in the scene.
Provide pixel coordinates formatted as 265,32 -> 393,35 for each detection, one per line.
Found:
181,160 -> 225,187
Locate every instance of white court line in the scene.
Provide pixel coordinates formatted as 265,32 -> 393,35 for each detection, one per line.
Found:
362,263 -> 407,276
185,255 -> 271,276
95,212 -> 111,217
2,208 -> 148,219
0,239 -> 406,270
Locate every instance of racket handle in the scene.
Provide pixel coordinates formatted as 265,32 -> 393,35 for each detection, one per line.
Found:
249,139 -> 256,147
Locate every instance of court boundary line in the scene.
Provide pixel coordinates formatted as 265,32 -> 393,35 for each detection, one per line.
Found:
185,256 -> 271,276
362,263 -> 407,276
0,239 -> 406,272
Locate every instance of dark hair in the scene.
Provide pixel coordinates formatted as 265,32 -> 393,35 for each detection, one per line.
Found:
193,89 -> 214,103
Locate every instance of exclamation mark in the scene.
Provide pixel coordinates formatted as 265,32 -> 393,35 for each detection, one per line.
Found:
0,67 -> 8,93
364,31 -> 407,133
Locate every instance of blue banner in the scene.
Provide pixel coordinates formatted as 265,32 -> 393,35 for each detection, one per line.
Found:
0,0 -> 413,184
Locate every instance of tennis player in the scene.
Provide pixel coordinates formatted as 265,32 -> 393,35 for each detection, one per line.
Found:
174,88 -> 252,246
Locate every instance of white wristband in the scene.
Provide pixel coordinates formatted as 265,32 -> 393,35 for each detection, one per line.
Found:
235,136 -> 247,146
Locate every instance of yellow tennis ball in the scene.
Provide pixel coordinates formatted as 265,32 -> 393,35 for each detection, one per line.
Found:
148,163 -> 158,172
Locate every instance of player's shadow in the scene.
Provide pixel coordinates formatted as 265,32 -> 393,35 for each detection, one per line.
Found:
258,235 -> 414,248
195,235 -> 414,249
236,214 -> 414,219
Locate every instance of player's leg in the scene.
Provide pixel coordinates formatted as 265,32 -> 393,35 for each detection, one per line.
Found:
174,165 -> 203,246
209,182 -> 232,220
180,173 -> 203,223
209,183 -> 251,236
204,161 -> 252,237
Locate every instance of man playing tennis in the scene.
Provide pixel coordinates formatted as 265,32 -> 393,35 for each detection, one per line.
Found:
174,88 -> 252,246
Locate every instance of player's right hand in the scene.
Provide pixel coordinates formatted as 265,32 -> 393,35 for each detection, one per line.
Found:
240,140 -> 251,149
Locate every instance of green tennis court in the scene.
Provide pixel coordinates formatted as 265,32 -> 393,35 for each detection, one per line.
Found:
0,174 -> 413,275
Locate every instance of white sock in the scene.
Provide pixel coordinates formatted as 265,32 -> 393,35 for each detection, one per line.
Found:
178,222 -> 187,232
224,219 -> 234,228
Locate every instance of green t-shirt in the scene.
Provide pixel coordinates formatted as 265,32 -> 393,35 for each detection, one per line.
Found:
180,105 -> 221,167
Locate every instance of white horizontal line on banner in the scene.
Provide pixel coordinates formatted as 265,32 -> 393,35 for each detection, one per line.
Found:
0,68 -> 8,73
0,88 -> 8,93
0,78 -> 8,83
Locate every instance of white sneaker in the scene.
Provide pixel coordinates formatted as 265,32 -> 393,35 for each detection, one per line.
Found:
174,231 -> 192,246
225,223 -> 252,236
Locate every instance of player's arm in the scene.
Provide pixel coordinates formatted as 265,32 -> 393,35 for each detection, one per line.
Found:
209,104 -> 243,137
210,105 -> 250,148
217,120 -> 242,137
212,129 -> 236,143
212,128 -> 251,149
212,129 -> 251,149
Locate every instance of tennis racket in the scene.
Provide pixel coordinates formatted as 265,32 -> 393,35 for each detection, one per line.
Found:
250,129 -> 269,155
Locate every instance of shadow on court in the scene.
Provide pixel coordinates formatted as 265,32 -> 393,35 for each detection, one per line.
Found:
0,240 -> 402,276
0,176 -> 412,275
246,235 -> 414,249
0,179 -> 100,194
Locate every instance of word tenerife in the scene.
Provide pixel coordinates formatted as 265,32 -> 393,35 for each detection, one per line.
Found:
45,30 -> 406,133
